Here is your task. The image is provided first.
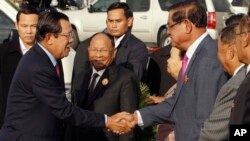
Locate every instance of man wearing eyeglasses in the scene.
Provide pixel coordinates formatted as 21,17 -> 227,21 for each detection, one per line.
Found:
64,32 -> 140,141
230,10 -> 250,128
0,12 -> 134,141
0,5 -> 39,128
119,1 -> 228,141
72,2 -> 149,95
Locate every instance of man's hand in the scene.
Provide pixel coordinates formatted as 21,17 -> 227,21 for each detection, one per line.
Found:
106,112 -> 135,134
144,96 -> 166,104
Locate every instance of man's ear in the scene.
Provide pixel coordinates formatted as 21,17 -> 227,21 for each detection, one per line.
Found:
242,32 -> 250,48
127,17 -> 133,28
184,19 -> 192,34
226,44 -> 234,60
46,33 -> 54,45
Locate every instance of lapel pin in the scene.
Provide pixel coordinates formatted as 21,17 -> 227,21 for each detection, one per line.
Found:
102,78 -> 109,86
184,75 -> 189,84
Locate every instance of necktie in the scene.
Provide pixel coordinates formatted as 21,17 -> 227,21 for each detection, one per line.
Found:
181,54 -> 188,79
55,63 -> 60,77
88,73 -> 99,95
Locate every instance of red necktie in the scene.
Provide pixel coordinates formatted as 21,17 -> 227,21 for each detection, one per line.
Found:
181,54 -> 188,79
55,63 -> 60,77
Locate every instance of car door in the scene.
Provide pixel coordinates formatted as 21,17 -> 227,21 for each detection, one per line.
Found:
82,0 -> 120,38
0,10 -> 15,43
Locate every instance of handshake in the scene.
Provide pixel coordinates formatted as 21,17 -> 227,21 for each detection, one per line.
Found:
106,112 -> 138,135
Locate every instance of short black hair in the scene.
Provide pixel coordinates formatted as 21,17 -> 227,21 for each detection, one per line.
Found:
168,1 -> 207,28
219,24 -> 238,44
16,5 -> 39,22
225,13 -> 245,27
107,2 -> 133,18
36,11 -> 69,42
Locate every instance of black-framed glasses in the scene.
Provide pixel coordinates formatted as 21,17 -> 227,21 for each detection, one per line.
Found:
166,20 -> 184,30
235,31 -> 250,37
88,48 -> 113,54
55,31 -> 74,39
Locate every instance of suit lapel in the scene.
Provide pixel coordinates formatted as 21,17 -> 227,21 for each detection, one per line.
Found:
174,35 -> 210,101
77,69 -> 92,108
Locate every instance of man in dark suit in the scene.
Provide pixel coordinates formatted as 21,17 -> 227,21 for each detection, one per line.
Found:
199,23 -> 246,141
229,13 -> 250,125
0,5 -> 39,128
72,2 -> 149,94
70,32 -> 140,141
0,11 -> 133,141
119,1 -> 228,141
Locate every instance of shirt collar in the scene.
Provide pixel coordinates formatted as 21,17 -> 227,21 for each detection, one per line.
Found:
185,32 -> 208,60
233,64 -> 245,77
19,37 -> 30,55
114,34 -> 125,48
92,67 -> 106,77
247,64 -> 250,74
37,42 -> 57,67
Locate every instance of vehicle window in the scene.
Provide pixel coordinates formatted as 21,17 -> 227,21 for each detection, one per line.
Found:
212,0 -> 231,12
91,0 -> 119,12
231,0 -> 250,7
127,0 -> 150,12
158,0 -> 185,11
0,10 -> 15,43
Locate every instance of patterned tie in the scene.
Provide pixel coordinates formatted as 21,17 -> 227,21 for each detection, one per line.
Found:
181,54 -> 188,80
88,73 -> 99,95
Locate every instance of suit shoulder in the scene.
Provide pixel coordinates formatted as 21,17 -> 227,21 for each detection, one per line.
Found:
116,65 -> 138,77
128,34 -> 146,46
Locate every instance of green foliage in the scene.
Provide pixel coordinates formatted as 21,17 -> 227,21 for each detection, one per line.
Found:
136,83 -> 156,141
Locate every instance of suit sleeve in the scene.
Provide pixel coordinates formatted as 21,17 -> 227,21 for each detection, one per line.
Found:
119,73 -> 140,141
139,93 -> 176,128
31,66 -> 105,128
199,85 -> 236,141
127,41 -> 149,81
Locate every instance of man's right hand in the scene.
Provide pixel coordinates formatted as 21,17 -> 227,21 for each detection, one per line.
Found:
106,112 -> 135,135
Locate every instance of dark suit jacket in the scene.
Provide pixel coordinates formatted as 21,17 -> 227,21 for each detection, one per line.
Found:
139,35 -> 228,141
72,62 -> 140,141
230,67 -> 250,125
0,31 -> 21,128
71,31 -> 149,95
144,45 -> 176,96
0,43 -> 105,141
199,66 -> 246,141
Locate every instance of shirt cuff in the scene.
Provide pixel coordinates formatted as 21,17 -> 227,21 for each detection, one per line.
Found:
135,110 -> 144,126
104,114 -> 107,126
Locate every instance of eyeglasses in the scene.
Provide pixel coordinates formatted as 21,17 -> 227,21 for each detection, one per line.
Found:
55,32 -> 74,39
88,48 -> 113,54
166,20 -> 184,30
235,31 -> 250,37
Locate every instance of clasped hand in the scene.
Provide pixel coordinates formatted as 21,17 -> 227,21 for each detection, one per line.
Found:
106,112 -> 138,135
